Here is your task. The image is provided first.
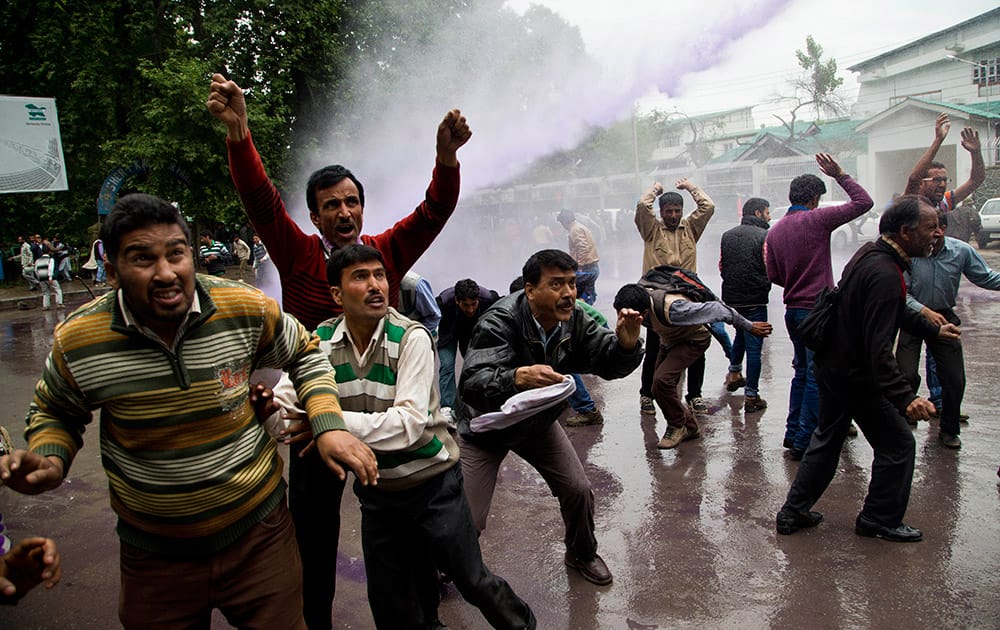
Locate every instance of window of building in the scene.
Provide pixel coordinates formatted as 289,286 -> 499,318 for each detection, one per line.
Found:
973,58 -> 999,86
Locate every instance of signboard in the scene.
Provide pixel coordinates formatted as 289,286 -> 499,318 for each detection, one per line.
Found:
0,95 -> 69,194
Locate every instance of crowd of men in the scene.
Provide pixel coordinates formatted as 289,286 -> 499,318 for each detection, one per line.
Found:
0,72 -> 994,628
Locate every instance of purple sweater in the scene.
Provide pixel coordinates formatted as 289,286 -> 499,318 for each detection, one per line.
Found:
764,175 -> 873,309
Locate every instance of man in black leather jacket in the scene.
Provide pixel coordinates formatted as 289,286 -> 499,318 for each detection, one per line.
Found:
454,249 -> 643,586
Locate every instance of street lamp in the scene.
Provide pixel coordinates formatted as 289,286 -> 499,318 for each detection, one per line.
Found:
947,54 -> 994,164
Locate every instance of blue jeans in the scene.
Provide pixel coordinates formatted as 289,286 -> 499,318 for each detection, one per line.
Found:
785,308 -> 820,450
729,306 -> 767,397
438,340 -> 458,408
710,321 -> 733,360
576,263 -> 599,306
925,351 -> 942,408
568,373 -> 596,412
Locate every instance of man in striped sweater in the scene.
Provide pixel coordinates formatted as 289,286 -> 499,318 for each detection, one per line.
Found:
0,194 -> 378,629
268,244 -> 535,629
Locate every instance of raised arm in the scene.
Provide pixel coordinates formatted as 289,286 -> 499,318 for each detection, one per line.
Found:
952,127 -> 986,205
634,182 -> 664,242
206,73 -> 249,142
904,113 -> 949,195
677,178 -> 715,240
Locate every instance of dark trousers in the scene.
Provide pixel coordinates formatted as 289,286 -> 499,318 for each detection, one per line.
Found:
354,467 -> 535,630
783,376 -> 916,527
641,327 -> 705,400
118,501 -> 305,630
459,421 -> 597,560
652,338 -> 711,429
895,309 -> 965,436
288,443 -> 347,630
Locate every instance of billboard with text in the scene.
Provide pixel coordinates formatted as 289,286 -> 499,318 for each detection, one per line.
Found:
0,95 -> 68,194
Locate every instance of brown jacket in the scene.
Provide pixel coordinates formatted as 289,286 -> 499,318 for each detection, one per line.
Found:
635,184 -> 714,273
567,220 -> 599,266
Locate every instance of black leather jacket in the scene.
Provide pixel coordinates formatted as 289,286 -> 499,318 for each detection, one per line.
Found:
455,291 -> 643,448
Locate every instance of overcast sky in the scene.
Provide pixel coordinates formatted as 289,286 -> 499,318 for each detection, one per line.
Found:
505,0 -> 997,125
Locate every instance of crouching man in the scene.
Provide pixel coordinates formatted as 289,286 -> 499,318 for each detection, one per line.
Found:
455,249 -> 645,586
613,272 -> 772,449
268,244 -> 535,629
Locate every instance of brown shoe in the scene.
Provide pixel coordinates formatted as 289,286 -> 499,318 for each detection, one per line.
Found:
744,396 -> 767,412
564,551 -> 613,585
566,409 -> 604,427
657,425 -> 688,449
725,372 -> 746,392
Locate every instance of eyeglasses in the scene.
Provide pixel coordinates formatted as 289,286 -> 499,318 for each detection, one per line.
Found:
921,177 -> 950,184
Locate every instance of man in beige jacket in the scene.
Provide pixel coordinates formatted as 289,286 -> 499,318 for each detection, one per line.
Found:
634,178 -> 715,415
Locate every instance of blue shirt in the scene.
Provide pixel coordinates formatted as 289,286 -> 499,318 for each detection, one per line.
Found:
905,236 -> 1000,312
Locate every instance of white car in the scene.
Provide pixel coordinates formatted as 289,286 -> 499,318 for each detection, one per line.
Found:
771,203 -> 879,251
977,198 -> 1000,248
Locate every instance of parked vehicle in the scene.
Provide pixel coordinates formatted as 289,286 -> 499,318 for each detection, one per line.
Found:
771,203 -> 879,251
976,198 -> 1000,249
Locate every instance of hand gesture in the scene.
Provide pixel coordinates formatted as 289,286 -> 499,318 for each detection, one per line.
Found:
249,382 -> 280,420
436,109 -> 472,167
938,322 -> 961,340
749,322 -> 773,337
0,450 -> 64,495
905,396 -> 936,422
960,127 -> 981,153
314,430 -> 379,485
815,153 -> 843,178
934,113 -> 951,141
675,178 -> 694,192
0,537 -> 61,601
280,411 -> 314,454
919,307 -> 947,327
648,182 -> 664,197
615,308 -> 644,350
206,73 -> 249,140
514,364 -> 564,390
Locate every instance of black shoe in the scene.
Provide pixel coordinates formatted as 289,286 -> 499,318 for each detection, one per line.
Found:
783,437 -> 794,449
776,507 -> 823,535
939,432 -> 962,449
564,551 -> 613,585
787,447 -> 805,461
855,515 -> 922,542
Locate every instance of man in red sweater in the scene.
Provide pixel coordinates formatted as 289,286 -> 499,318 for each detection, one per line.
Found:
208,73 -> 471,629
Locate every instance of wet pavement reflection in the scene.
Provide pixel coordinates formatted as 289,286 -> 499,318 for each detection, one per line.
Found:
2,236 -> 999,628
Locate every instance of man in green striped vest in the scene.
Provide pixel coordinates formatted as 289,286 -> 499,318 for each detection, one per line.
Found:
271,244 -> 535,628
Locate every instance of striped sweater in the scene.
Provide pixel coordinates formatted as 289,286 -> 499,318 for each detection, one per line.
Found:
25,275 -> 345,556
315,308 -> 459,491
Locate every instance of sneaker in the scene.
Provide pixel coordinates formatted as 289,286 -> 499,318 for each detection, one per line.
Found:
685,421 -> 701,441
959,412 -> 970,424
640,395 -> 656,415
744,396 -> 767,412
566,409 -> 604,427
657,426 -> 688,449
776,507 -> 823,535
687,397 -> 708,414
939,431 -> 962,449
725,372 -> 746,392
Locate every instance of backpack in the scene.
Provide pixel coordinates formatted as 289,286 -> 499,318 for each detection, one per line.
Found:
34,254 -> 53,282
638,265 -> 718,327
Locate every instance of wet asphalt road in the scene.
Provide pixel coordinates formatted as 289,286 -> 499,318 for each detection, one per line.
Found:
1,234 -> 999,629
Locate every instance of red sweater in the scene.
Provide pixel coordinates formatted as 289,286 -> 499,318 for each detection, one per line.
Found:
227,134 -> 460,330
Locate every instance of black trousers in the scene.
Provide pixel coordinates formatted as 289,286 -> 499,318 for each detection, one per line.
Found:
288,443 -> 347,630
895,309 -> 965,436
354,466 -> 535,630
783,375 -> 916,528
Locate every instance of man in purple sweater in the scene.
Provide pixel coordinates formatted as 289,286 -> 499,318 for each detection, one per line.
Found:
764,153 -> 873,459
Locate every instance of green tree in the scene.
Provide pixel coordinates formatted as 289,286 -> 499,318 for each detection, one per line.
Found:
773,35 -> 845,140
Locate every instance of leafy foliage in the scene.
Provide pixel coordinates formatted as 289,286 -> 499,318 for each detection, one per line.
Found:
773,35 -> 845,140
